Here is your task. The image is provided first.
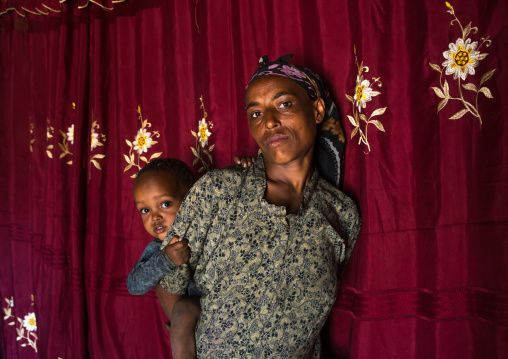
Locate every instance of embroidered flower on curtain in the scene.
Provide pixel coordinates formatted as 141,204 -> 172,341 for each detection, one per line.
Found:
124,106 -> 163,178
443,38 -> 482,81
345,46 -> 387,153
3,297 -> 38,352
22,313 -> 37,331
197,118 -> 211,148
133,128 -> 155,154
429,2 -> 496,124
354,75 -> 379,113
190,96 -> 214,174
66,124 -> 75,145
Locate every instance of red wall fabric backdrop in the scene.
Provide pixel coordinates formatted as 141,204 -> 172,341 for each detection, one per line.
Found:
0,0 -> 507,358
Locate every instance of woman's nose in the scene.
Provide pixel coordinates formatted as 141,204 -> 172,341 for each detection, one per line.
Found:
264,110 -> 280,129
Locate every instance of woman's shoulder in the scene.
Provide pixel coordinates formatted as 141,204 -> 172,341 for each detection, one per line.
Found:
192,164 -> 248,191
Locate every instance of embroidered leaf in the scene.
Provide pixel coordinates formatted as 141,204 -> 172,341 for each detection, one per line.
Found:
151,141 -> 158,146
351,126 -> 358,139
16,337 -> 22,341
462,83 -> 477,92
47,151 -> 53,158
8,322 -> 15,326
462,22 -> 472,39
369,120 -> 385,132
124,165 -> 132,172
209,144 -> 215,152
191,130 -> 197,138
149,152 -> 163,160
21,344 -> 27,347
190,147 -> 198,157
449,109 -> 468,120
130,174 -> 136,178
192,158 -> 199,166
203,149 -> 213,162
443,81 -> 450,97
94,154 -> 106,159
370,107 -> 387,118
429,62 -> 442,72
137,105 -> 141,113
432,87 -> 446,99
477,53 -> 488,60
480,69 -> 496,86
345,94 -> 354,103
125,139 -> 132,147
478,87 -> 493,98
359,114 -> 367,123
130,153 -> 135,162
17,318 -> 22,323
347,115 -> 357,127
91,160 -> 101,170
123,154 -> 131,164
198,167 -> 205,173
369,91 -> 381,97
67,161 -> 73,165
47,144 -> 54,150
140,156 -> 148,163
437,98 -> 448,113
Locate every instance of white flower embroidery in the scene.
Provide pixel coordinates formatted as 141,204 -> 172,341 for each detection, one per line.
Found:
442,38 -> 481,81
354,75 -> 379,113
90,128 -> 99,150
198,118 -> 212,148
66,124 -> 75,145
133,128 -> 154,154
22,313 -> 37,332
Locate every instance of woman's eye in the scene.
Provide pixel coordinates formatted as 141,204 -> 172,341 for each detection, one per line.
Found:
161,201 -> 172,209
140,208 -> 149,214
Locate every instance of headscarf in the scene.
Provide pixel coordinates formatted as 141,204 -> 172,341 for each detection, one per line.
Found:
247,54 -> 346,188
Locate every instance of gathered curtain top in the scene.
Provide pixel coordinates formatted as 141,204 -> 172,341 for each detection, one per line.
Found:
0,0 -> 125,16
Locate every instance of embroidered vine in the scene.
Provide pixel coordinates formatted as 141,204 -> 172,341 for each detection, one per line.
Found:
429,2 -> 495,124
59,103 -> 75,165
46,119 -> 54,158
89,110 -> 106,171
345,46 -> 386,153
124,106 -> 163,178
190,96 -> 214,173
3,297 -> 38,353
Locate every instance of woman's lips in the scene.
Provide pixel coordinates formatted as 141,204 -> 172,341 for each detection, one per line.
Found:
266,133 -> 289,147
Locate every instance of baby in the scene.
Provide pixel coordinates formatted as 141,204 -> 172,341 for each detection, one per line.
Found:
127,158 -> 200,357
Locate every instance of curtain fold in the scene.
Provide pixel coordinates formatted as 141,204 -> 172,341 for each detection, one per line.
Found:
0,0 -> 507,358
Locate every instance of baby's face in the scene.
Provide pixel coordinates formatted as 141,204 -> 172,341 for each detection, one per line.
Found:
133,172 -> 183,240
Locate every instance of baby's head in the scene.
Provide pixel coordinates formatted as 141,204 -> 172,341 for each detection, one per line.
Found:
133,158 -> 194,240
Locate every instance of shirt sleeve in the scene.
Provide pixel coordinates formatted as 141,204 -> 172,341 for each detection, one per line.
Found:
159,172 -> 218,295
126,239 -> 178,295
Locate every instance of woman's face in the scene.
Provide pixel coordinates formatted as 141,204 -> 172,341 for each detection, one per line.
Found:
245,75 -> 324,166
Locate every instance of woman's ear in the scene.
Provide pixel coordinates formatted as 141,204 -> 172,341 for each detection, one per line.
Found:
314,98 -> 325,124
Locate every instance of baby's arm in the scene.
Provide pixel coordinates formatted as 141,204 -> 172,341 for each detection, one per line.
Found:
127,239 -> 186,295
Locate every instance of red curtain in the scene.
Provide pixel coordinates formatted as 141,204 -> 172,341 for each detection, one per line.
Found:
0,0 -> 507,358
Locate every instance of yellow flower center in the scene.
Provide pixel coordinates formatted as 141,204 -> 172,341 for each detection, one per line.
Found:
452,45 -> 471,68
356,85 -> 365,100
137,135 -> 146,147
91,134 -> 96,145
28,317 -> 36,326
199,126 -> 208,140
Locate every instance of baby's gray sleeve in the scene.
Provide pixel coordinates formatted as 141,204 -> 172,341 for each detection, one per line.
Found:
127,239 -> 177,295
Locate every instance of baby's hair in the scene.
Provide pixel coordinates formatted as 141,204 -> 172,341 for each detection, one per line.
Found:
134,158 -> 195,196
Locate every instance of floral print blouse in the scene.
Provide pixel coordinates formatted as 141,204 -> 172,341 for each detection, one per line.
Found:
160,154 -> 360,358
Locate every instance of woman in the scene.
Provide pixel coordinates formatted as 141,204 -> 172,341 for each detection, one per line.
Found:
161,55 -> 361,358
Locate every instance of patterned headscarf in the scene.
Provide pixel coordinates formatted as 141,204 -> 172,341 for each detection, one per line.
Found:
248,54 -> 346,188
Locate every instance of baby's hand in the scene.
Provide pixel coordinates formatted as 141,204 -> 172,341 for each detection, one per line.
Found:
233,155 -> 256,168
165,237 -> 190,265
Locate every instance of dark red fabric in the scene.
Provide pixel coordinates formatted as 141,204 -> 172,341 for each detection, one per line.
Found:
0,0 -> 507,358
